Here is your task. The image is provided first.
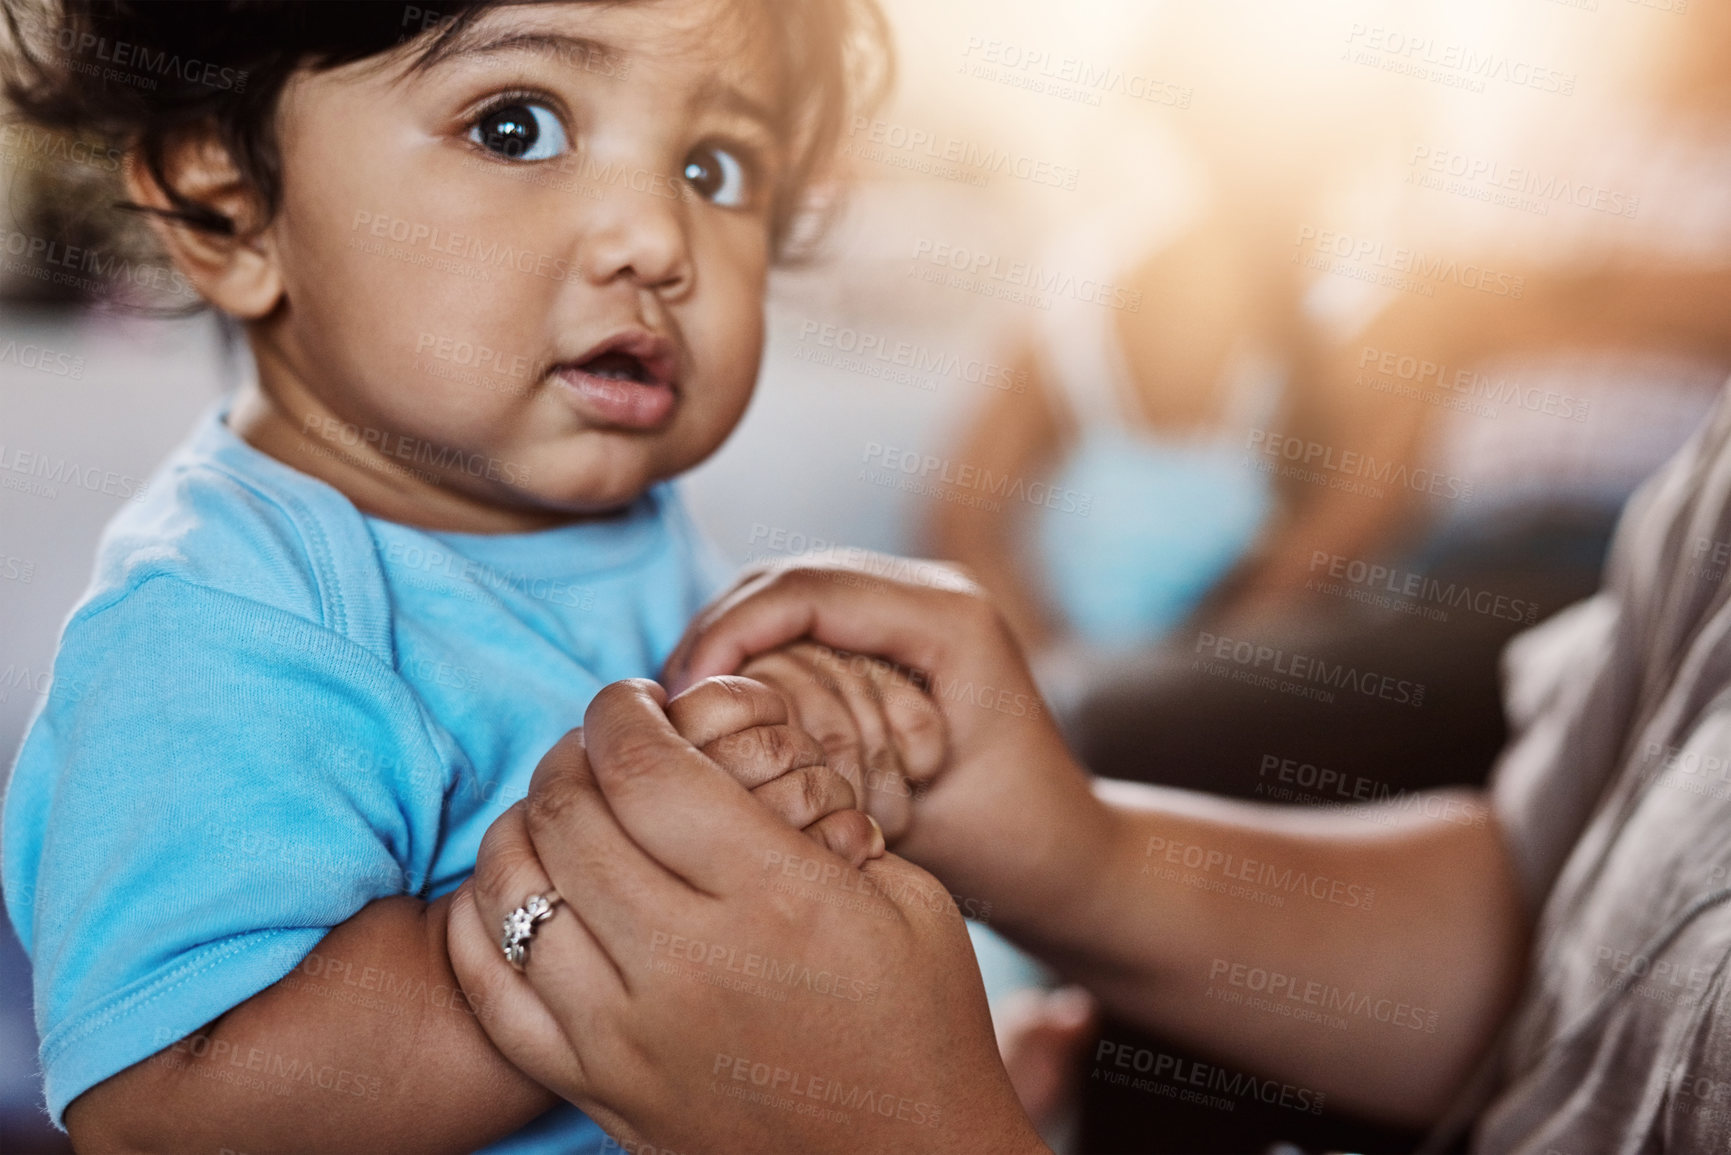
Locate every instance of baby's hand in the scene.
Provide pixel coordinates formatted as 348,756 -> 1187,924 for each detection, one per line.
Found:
735,642 -> 947,842
666,675 -> 885,864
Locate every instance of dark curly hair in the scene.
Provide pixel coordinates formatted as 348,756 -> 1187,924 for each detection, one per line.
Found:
0,0 -> 892,266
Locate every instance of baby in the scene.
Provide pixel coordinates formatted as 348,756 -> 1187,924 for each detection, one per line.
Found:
0,2 -> 938,1152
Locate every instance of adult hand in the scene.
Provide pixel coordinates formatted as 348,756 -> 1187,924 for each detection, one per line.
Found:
447,680 -> 1045,1155
662,556 -> 1113,941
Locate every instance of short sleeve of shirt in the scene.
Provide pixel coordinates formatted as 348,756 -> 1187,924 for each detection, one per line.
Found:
1,574 -> 452,1124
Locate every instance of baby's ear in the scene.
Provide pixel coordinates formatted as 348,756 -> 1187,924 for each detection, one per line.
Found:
123,135 -> 282,319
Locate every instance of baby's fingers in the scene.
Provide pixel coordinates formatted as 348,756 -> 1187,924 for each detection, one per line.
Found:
739,651 -> 867,801
745,760 -> 861,832
665,675 -> 788,747
701,724 -> 826,789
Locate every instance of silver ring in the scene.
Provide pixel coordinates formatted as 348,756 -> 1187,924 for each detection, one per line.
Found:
501,890 -> 561,970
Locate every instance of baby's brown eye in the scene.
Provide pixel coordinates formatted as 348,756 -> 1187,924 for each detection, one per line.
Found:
683,143 -> 750,207
470,102 -> 568,161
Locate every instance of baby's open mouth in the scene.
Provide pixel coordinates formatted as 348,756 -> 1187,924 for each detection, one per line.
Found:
553,331 -> 680,430
580,349 -> 659,387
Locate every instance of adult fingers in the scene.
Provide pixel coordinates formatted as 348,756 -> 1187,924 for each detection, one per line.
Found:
446,879 -> 590,1088
459,802 -> 626,1056
664,557 -> 986,694
505,730 -> 689,972
552,680 -> 837,898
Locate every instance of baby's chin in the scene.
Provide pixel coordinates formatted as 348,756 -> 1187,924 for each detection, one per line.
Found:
509,446 -> 684,516
539,426 -> 724,502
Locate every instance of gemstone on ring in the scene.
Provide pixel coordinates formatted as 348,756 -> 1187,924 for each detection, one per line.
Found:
501,892 -> 559,969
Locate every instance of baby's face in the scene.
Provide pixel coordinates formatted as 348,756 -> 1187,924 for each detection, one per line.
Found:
254,0 -> 781,521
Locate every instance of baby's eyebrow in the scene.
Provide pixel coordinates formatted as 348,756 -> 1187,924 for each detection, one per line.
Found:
692,79 -> 779,137
423,26 -> 622,74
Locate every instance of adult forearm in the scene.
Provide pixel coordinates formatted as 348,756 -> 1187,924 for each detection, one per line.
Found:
1002,782 -> 1528,1127
66,894 -> 558,1154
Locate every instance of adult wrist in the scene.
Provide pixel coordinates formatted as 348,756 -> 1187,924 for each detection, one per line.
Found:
990,753 -> 1120,953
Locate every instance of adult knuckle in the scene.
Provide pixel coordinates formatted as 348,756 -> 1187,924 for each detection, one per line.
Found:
665,679 -> 719,730
606,731 -> 667,782
473,840 -> 532,908
525,771 -> 583,833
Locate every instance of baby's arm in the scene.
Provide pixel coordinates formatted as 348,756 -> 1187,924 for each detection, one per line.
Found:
66,894 -> 557,1155
67,676 -> 874,1155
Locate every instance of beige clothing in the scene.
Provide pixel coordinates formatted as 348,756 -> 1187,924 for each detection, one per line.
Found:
1480,379 -> 1731,1152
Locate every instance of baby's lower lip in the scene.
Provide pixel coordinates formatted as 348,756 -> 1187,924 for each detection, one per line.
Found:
552,366 -> 677,430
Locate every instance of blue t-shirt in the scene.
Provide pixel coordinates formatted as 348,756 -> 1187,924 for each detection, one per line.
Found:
1,400 -> 727,1151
